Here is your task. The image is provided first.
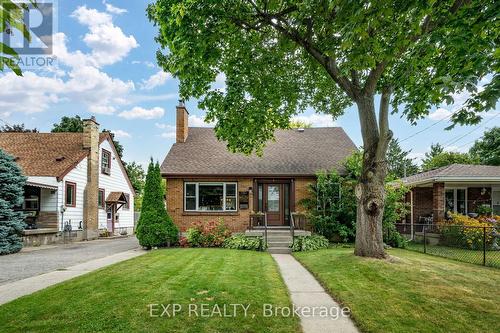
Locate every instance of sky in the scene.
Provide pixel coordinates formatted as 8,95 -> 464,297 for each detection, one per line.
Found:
0,0 -> 498,169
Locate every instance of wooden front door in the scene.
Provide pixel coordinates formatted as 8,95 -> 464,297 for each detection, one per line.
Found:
264,184 -> 282,225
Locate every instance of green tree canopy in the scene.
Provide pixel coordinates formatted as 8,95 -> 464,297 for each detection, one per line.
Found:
0,123 -> 38,133
422,151 -> 478,171
51,115 -> 124,159
469,127 -> 500,166
125,162 -> 146,195
386,138 -> 418,179
148,0 -> 498,258
289,119 -> 312,129
0,1 -> 36,76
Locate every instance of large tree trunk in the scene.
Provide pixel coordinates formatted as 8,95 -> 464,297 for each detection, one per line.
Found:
353,90 -> 392,258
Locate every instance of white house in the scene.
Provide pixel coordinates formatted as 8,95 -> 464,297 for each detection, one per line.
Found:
0,117 -> 135,245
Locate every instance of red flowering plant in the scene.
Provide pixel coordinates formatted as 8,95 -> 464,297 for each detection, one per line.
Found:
185,219 -> 231,247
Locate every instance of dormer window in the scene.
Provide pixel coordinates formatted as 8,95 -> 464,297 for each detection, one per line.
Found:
101,149 -> 111,175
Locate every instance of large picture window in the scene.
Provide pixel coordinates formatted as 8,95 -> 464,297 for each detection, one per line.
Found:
184,182 -> 237,212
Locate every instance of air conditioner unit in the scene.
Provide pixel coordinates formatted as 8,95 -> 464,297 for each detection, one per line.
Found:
102,166 -> 111,174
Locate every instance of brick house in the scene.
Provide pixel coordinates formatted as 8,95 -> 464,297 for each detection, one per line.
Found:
160,102 -> 357,233
399,164 -> 500,226
0,117 -> 135,245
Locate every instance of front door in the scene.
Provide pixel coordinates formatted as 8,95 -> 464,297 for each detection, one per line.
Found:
264,184 -> 282,225
106,204 -> 115,232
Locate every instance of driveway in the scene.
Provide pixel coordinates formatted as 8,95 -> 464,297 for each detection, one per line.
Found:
0,236 -> 140,286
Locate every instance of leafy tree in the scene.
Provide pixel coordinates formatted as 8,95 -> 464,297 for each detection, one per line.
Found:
0,124 -> 38,133
422,151 -> 478,171
125,162 -> 146,212
125,162 -> 146,195
0,149 -> 27,254
0,1 -> 35,75
386,138 -> 418,179
51,115 -> 124,158
289,119 -> 312,129
148,0 -> 498,258
51,115 -> 84,133
422,143 -> 445,166
136,160 -> 178,248
469,127 -> 500,166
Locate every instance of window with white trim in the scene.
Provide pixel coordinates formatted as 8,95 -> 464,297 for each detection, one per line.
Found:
445,188 -> 467,215
184,182 -> 237,212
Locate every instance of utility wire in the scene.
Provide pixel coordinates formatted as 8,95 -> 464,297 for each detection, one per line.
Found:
443,113 -> 500,149
399,107 -> 459,143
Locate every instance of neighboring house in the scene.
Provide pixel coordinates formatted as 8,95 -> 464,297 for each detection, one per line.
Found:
0,117 -> 134,245
161,101 -> 357,232
398,164 -> 500,226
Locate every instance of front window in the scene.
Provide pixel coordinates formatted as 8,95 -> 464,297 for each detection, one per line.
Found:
101,149 -> 111,175
445,188 -> 467,215
184,182 -> 237,212
65,182 -> 76,207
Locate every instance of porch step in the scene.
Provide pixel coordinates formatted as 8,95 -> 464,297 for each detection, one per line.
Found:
268,241 -> 291,248
268,247 -> 292,254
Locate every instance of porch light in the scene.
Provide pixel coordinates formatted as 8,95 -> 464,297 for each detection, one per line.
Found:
481,187 -> 487,195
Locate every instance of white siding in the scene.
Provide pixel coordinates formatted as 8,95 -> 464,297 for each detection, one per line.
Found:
60,158 -> 88,230
98,140 -> 135,229
40,188 -> 58,212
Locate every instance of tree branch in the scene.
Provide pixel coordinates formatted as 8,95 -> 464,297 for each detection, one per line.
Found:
375,86 -> 393,161
363,62 -> 386,95
243,0 -> 357,98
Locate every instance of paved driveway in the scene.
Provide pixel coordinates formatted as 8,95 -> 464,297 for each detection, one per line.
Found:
0,236 -> 140,286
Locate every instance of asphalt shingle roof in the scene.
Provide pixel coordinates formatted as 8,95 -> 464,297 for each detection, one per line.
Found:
399,164 -> 500,185
161,127 -> 357,176
0,132 -> 108,179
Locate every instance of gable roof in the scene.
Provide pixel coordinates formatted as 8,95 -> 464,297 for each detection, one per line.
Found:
399,164 -> 500,185
161,127 -> 357,177
0,132 -> 106,180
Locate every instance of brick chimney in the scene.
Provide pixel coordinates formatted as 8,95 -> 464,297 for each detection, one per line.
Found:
176,99 -> 189,143
82,116 -> 99,240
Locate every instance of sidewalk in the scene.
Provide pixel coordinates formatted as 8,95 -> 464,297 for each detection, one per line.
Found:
0,248 -> 146,306
272,253 -> 359,333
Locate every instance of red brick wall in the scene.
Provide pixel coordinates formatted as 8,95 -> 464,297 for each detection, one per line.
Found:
165,177 -> 315,232
411,187 -> 433,224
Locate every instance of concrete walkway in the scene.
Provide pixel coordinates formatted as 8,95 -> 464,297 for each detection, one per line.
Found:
0,248 -> 146,306
272,254 -> 359,333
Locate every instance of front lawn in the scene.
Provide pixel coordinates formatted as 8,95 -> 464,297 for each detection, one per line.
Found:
0,249 -> 301,333
295,248 -> 500,333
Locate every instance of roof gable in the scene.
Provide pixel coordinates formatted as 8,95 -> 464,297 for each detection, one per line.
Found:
0,132 -> 106,180
161,127 -> 357,176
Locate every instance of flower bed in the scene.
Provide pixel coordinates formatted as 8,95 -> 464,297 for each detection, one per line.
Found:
437,213 -> 498,250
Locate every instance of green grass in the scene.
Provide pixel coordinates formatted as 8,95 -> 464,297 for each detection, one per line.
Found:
295,248 -> 500,333
406,242 -> 500,268
0,249 -> 301,333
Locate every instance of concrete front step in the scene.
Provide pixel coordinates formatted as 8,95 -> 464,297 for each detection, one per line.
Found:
268,247 -> 291,254
267,236 -> 292,242
245,230 -> 311,237
268,241 -> 291,248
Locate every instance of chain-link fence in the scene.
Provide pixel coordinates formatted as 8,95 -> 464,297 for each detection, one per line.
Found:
394,223 -> 500,268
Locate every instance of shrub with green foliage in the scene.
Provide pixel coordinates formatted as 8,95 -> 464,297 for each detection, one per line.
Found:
383,182 -> 410,249
223,234 -> 266,251
291,235 -> 329,252
300,169 -> 357,242
136,161 -> 178,248
0,149 -> 27,255
185,219 -> 231,247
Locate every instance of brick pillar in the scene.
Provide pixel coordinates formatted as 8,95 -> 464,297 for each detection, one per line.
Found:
433,182 -> 445,222
176,100 -> 189,143
83,116 -> 100,240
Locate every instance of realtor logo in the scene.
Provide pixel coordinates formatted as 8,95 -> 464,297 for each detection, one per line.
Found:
1,0 -> 54,55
